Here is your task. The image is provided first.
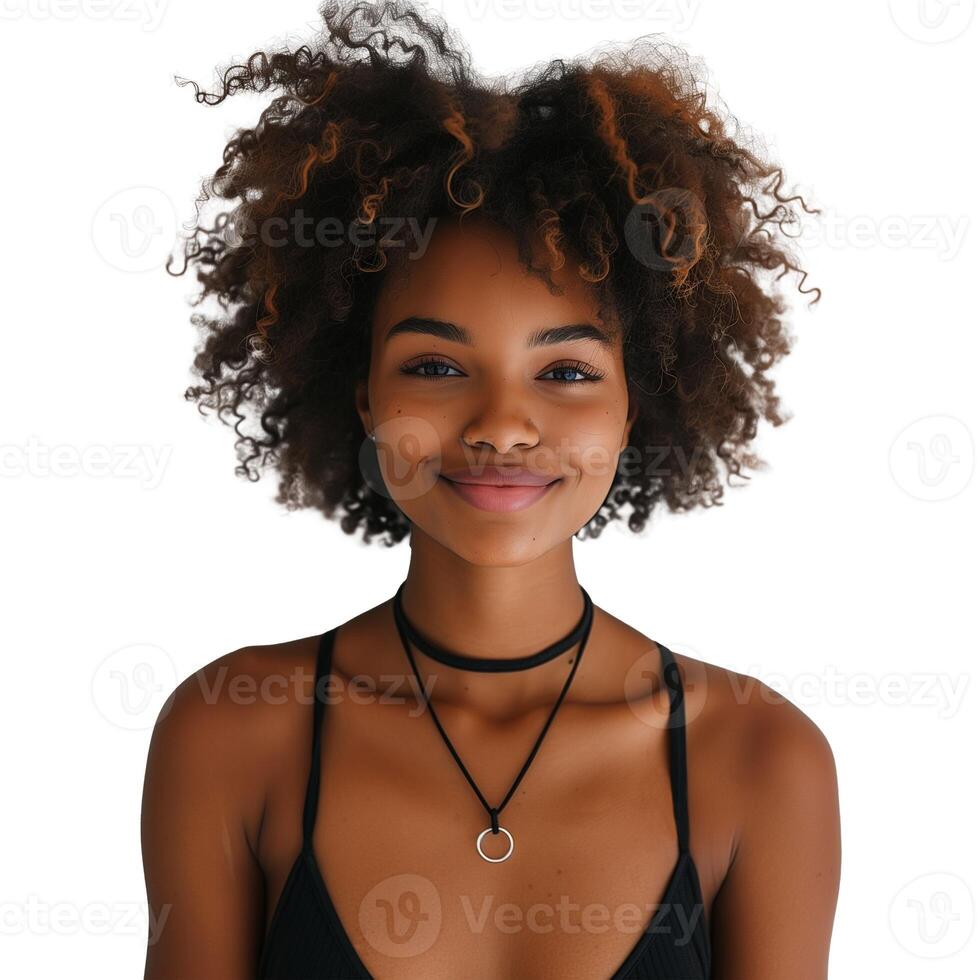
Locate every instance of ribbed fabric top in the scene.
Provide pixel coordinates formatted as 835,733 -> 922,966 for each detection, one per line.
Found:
258,626 -> 711,979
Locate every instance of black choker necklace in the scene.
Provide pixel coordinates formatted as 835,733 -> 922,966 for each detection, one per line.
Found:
391,579 -> 595,862
391,581 -> 593,673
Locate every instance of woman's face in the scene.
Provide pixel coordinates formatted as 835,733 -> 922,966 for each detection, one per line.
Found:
356,216 -> 637,566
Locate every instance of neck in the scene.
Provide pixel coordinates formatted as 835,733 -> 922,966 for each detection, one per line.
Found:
399,541 -> 585,660
391,536 -> 591,715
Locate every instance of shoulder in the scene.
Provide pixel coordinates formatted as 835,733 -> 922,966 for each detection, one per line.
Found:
719,658 -> 835,803
143,633 -> 326,840
676,655 -> 841,968
151,633 -> 323,746
670,650 -> 841,967
673,648 -> 836,774
677,649 -> 838,808
584,610 -> 837,790
680,651 -> 840,896
140,634 -> 331,977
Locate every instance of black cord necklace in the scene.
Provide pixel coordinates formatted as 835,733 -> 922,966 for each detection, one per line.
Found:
392,581 -> 595,862
392,581 -> 593,672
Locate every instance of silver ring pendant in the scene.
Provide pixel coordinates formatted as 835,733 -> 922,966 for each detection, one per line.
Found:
476,826 -> 515,863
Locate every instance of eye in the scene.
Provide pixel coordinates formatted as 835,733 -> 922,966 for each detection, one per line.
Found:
399,357 -> 605,385
400,357 -> 465,380
540,361 -> 605,385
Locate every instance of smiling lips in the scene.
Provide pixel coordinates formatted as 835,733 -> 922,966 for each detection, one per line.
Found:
439,466 -> 563,513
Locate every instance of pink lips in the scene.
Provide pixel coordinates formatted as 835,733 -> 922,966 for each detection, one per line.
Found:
439,466 -> 562,513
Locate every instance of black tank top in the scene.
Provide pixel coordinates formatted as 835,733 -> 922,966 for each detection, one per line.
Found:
258,626 -> 712,979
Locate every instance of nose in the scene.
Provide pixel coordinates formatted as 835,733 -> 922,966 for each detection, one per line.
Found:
460,383 -> 542,455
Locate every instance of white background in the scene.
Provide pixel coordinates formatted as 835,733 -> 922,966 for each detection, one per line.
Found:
1,0 -> 977,977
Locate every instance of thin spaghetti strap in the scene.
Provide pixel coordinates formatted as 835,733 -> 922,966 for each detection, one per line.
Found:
301,627 -> 337,849
657,641 -> 691,855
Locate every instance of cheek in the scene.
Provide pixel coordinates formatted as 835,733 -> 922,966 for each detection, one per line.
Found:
550,401 -> 629,483
369,410 -> 446,505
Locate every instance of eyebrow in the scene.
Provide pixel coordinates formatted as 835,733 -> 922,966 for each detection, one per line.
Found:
383,316 -> 616,350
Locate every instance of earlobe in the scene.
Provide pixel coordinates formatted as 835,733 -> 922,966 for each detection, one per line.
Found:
622,397 -> 639,450
355,379 -> 373,442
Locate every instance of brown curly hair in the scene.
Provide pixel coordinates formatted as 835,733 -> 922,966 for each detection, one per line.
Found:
170,0 -> 820,547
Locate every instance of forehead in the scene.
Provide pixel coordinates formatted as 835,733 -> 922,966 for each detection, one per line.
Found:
371,217 -> 609,337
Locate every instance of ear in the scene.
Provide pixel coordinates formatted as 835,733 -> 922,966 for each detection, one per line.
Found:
621,391 -> 639,451
355,378 -> 373,440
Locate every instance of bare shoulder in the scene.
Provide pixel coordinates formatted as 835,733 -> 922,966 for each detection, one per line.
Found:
152,632 -> 324,745
599,610 -> 837,830
668,645 -> 841,958
143,632 -> 327,842
140,632 -> 338,978
671,647 -> 838,806
668,652 -> 842,972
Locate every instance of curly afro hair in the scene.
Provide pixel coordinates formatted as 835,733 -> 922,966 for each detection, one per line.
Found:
171,0 -> 820,548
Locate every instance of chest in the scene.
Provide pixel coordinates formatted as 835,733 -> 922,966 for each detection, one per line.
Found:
295,694 -> 691,978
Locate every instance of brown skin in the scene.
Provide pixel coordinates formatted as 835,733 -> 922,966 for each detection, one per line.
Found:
354,216 -> 639,708
142,218 -> 841,979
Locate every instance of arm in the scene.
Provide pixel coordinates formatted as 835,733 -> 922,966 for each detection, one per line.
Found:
710,686 -> 842,979
141,652 -> 267,979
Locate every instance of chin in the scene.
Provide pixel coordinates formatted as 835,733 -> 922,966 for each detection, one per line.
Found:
428,522 -> 562,567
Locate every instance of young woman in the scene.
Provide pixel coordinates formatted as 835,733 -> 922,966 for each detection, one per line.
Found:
142,2 -> 841,977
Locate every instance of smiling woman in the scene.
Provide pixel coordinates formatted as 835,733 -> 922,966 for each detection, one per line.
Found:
143,1 -> 840,979
354,217 -> 640,562
168,0 -> 818,546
